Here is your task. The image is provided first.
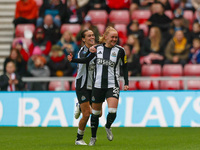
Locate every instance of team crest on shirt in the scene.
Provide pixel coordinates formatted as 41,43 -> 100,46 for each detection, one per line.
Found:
111,52 -> 116,57
92,96 -> 95,101
81,96 -> 86,101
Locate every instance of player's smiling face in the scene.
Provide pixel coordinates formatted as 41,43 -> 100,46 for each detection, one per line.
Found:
105,31 -> 118,48
83,30 -> 95,47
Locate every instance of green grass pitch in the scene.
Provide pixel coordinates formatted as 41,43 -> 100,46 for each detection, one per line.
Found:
0,127 -> 200,150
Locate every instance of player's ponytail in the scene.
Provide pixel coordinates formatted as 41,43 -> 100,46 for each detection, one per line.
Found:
99,26 -> 117,44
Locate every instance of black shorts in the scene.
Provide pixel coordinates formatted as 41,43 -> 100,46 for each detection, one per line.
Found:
76,88 -> 92,104
91,87 -> 120,103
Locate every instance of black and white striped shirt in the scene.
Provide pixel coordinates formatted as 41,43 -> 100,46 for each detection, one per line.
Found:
72,45 -> 95,90
72,44 -> 129,89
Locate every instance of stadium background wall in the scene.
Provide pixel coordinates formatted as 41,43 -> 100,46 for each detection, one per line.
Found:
0,91 -> 200,127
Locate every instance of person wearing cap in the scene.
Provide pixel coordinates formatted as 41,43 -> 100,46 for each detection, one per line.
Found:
47,45 -> 73,77
76,15 -> 100,45
29,27 -> 52,57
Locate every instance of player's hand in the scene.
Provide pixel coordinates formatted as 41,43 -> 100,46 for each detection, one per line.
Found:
124,85 -> 129,91
67,53 -> 73,62
89,46 -> 97,53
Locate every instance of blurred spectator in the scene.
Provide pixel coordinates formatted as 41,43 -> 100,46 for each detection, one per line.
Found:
146,2 -> 171,34
127,20 -> 144,46
57,30 -> 79,58
126,34 -> 141,53
42,15 -> 61,44
194,8 -> 200,23
4,48 -> 27,77
191,0 -> 200,10
165,30 -> 190,66
179,0 -> 194,11
37,0 -> 65,27
174,7 -> 189,28
124,43 -> 141,76
76,0 -> 89,14
47,45 -> 73,77
0,61 -> 24,91
169,15 -> 190,39
89,0 -> 109,12
76,15 -> 100,44
157,0 -> 171,10
106,0 -> 130,10
28,56 -> 50,90
27,46 -> 43,73
129,0 -> 139,15
29,27 -> 52,57
14,40 -> 29,62
189,38 -> 200,63
188,22 -> 200,43
63,0 -> 83,24
13,0 -> 38,27
140,27 -> 165,65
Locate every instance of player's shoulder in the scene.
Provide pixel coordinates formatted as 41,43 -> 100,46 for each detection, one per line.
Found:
95,44 -> 104,48
114,45 -> 125,52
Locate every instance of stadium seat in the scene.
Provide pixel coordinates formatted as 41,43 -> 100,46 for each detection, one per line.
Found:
109,10 -> 130,25
34,0 -> 43,8
87,10 -> 108,25
120,80 -> 137,90
184,64 -> 200,76
49,81 -> 70,91
95,24 -> 105,35
15,24 -> 35,38
187,80 -> 200,90
139,24 -> 149,37
160,80 -> 181,90
168,0 -> 175,10
138,80 -> 159,90
114,24 -> 127,36
12,37 -> 32,49
165,10 -> 174,19
131,10 -> 151,24
162,64 -> 183,76
141,64 -> 162,76
71,80 -> 76,91
60,24 -> 81,36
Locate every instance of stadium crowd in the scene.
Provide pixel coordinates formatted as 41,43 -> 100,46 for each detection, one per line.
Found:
1,0 -> 200,91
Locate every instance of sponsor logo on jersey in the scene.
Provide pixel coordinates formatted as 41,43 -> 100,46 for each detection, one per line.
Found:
81,96 -> 86,101
124,55 -> 127,64
97,51 -> 102,54
111,52 -> 117,57
92,96 -> 95,101
97,58 -> 115,67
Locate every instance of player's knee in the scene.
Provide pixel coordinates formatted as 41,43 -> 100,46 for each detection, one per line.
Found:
92,109 -> 101,115
108,108 -> 117,113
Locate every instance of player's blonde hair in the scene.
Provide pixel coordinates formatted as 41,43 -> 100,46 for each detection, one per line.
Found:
99,26 -> 117,44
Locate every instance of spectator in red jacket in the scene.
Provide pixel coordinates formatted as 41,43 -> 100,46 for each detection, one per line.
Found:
14,40 -> 29,62
106,0 -> 130,10
13,0 -> 38,27
29,27 -> 52,57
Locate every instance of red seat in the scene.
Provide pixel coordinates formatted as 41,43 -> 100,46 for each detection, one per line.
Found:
183,10 -> 194,24
184,64 -> 200,76
142,64 -> 162,76
34,0 -> 43,8
139,24 -> 149,37
109,10 -> 130,25
87,10 -> 108,25
162,64 -> 183,76
187,80 -> 200,90
120,80 -> 137,90
160,80 -> 181,90
49,81 -> 70,91
165,10 -> 174,19
131,10 -> 151,24
95,24 -> 105,35
71,80 -> 76,91
60,24 -> 81,36
12,37 -> 32,49
15,24 -> 35,38
114,24 -> 127,36
168,0 -> 175,10
138,80 -> 159,90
